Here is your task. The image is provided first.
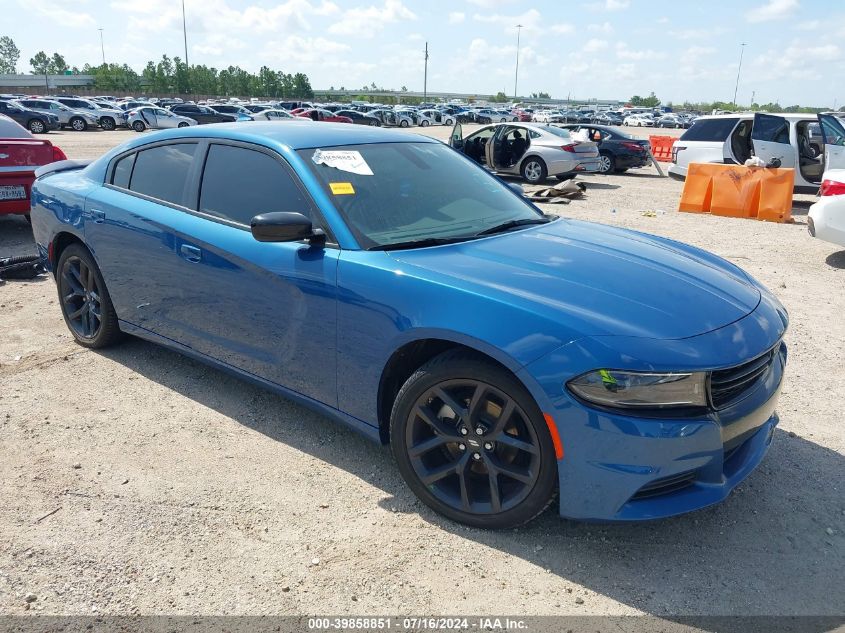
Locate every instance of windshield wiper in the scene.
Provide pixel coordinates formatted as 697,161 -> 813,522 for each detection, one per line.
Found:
370,236 -> 476,251
474,216 -> 551,236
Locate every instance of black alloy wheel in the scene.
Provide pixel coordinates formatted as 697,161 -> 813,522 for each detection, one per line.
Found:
391,351 -> 557,529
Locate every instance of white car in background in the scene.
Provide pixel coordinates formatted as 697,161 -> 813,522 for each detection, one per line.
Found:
250,108 -> 304,122
127,106 -> 197,132
809,169 -> 845,249
623,114 -> 654,127
419,109 -> 455,126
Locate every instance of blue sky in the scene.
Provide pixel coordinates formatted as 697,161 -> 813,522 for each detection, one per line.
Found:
3,0 -> 840,106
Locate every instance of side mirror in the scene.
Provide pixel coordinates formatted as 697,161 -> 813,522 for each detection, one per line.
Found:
250,212 -> 325,243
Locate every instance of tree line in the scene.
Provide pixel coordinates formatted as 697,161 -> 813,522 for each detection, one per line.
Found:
0,36 -> 314,99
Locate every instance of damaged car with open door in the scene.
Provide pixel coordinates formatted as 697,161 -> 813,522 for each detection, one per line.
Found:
449,122 -> 601,184
669,112 -> 845,194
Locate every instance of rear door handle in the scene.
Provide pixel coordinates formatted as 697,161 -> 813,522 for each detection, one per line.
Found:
179,244 -> 202,263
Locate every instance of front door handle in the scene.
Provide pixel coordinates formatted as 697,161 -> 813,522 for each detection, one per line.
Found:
179,244 -> 201,263
91,209 -> 106,223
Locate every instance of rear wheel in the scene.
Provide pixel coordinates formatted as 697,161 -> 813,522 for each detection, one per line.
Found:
420,120 -> 429,127
132,120 -> 146,132
178,122 -> 189,128
69,117 -> 87,132
390,351 -> 557,529
520,157 -> 547,184
400,119 -> 409,128
56,244 -> 123,349
598,152 -> 615,173
28,119 -> 46,134
99,117 -> 116,131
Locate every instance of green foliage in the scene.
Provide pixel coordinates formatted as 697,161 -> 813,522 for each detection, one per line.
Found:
530,92 -> 551,99
0,36 -> 20,74
50,53 -> 68,74
629,92 -> 660,107
493,92 -> 508,103
29,51 -> 50,75
90,63 -> 141,91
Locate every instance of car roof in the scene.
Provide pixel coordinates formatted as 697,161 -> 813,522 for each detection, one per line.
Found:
695,112 -> 818,121
0,113 -> 33,138
117,121 -> 438,151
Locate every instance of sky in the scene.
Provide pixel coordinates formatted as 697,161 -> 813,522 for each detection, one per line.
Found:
2,0 -> 841,106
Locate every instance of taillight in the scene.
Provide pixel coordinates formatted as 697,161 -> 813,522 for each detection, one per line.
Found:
560,143 -> 578,152
51,145 -> 67,162
621,141 -> 645,151
820,179 -> 845,196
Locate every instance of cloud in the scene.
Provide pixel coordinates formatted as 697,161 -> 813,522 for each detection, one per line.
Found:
796,19 -> 820,30
746,0 -> 799,23
328,0 -> 416,37
448,12 -> 465,24
472,9 -> 542,33
549,23 -> 574,34
584,38 -> 608,53
467,0 -> 519,6
616,42 -> 666,61
670,27 -> 728,39
23,0 -> 95,27
680,45 -> 717,64
588,22 -> 614,33
589,0 -> 630,10
262,36 -> 351,65
750,42 -> 842,81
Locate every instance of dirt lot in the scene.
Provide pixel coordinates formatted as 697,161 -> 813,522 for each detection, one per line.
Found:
1,124 -> 843,621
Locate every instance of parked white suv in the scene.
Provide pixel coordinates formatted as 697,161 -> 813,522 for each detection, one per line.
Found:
53,97 -> 127,130
669,112 -> 845,194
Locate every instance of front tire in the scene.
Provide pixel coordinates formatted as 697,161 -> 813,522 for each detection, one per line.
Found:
400,119 -> 409,128
390,351 -> 557,529
420,120 -> 429,127
520,157 -> 547,184
132,120 -> 146,132
178,122 -> 189,128
56,244 -> 123,349
100,117 -> 116,131
69,117 -> 87,132
28,119 -> 46,134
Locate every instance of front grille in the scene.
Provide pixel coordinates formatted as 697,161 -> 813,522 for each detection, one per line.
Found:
631,470 -> 697,500
710,346 -> 777,409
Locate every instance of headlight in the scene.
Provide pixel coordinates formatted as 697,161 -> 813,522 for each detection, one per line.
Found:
567,370 -> 708,409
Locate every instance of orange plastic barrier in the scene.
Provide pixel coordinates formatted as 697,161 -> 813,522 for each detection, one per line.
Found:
678,163 -> 795,223
648,135 -> 675,162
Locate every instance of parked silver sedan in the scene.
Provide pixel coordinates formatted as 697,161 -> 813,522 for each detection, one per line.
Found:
127,106 -> 197,132
449,122 -> 601,183
14,98 -> 99,131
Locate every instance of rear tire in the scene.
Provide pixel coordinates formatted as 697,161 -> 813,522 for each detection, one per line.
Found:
598,152 -> 615,173
100,117 -> 116,131
400,119 -> 409,128
56,244 -> 123,349
390,350 -> 558,529
520,157 -> 547,184
132,120 -> 146,132
178,122 -> 189,128
28,119 -> 46,134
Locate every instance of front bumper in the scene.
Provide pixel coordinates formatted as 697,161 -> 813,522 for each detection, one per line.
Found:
519,294 -> 788,522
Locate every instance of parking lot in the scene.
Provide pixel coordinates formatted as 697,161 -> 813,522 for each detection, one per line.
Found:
1,123 -> 843,619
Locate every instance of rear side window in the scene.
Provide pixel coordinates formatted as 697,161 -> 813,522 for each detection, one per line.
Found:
129,143 -> 196,205
680,118 -> 740,142
751,115 -> 790,144
199,144 -> 308,226
111,153 -> 136,189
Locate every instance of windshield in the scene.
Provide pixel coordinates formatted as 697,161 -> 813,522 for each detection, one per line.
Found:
299,142 -> 544,249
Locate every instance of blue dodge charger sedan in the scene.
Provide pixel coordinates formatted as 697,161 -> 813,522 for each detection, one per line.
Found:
30,122 -> 788,528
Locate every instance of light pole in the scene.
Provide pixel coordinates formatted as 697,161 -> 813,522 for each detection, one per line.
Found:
732,42 -> 746,106
423,41 -> 428,103
513,24 -> 523,100
182,0 -> 189,67
98,28 -> 105,65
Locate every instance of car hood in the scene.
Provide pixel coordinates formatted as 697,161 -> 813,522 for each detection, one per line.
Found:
388,218 -> 761,340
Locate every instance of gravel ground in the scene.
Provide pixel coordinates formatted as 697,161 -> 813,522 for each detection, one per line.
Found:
0,124 -> 843,621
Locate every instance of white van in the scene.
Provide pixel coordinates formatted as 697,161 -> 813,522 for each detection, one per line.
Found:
669,112 -> 845,194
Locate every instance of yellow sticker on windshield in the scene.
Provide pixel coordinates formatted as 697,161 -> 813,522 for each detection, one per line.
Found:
330,182 -> 355,195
